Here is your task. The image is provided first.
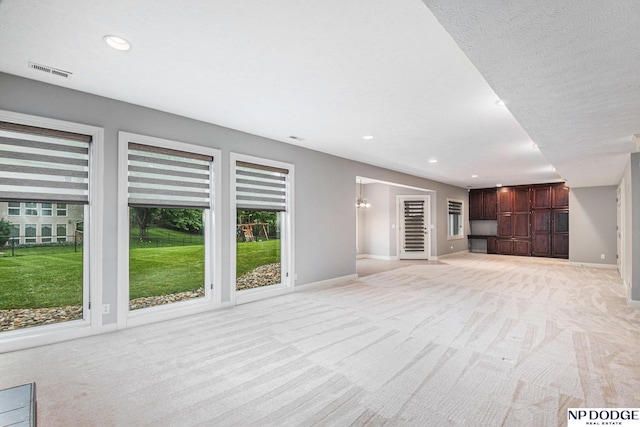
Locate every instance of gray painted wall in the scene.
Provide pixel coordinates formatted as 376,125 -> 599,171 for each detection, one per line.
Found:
628,153 -> 640,301
357,183 -> 439,259
361,184 -> 391,257
569,186 -> 617,266
0,72 -> 469,324
623,157 -> 633,296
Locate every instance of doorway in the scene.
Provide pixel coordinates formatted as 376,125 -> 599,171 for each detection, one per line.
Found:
398,195 -> 431,260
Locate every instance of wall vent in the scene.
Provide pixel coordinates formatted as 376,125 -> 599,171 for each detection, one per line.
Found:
28,62 -> 72,79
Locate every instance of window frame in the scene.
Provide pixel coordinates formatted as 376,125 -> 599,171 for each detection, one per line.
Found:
447,198 -> 465,240
117,132 -> 221,330
0,109 -> 104,354
8,202 -> 21,216
56,203 -> 67,217
41,203 -> 53,216
230,153 -> 295,306
41,224 -> 53,243
24,202 -> 38,216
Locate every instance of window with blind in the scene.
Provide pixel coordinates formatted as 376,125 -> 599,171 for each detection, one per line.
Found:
234,158 -> 291,293
124,138 -> 215,312
0,121 -> 91,332
447,198 -> 464,239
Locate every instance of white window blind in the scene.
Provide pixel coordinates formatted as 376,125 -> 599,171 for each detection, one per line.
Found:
235,161 -> 288,211
0,121 -> 91,204
127,142 -> 213,208
403,200 -> 425,252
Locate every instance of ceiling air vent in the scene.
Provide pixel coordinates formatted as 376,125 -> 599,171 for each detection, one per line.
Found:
28,62 -> 72,79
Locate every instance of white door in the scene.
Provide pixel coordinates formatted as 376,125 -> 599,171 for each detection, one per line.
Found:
398,196 -> 430,259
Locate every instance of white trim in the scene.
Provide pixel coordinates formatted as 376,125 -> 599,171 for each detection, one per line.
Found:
358,254 -> 399,261
230,153 -> 295,306
629,299 -> 640,310
117,132 -> 222,330
295,274 -> 358,291
235,283 -> 292,305
568,261 -> 618,270
0,110 -> 104,352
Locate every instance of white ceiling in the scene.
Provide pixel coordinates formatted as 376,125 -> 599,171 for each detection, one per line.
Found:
0,0 -> 637,189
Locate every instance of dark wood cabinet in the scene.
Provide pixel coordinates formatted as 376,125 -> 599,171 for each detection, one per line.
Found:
513,187 -> 530,212
531,186 -> 551,209
513,240 -> 531,256
469,190 -> 483,219
497,239 -> 513,254
513,213 -> 530,239
469,189 -> 497,220
470,182 -> 569,259
497,188 -> 512,214
552,184 -> 570,208
552,209 -> 569,258
487,237 -> 497,254
497,214 -> 512,237
531,209 -> 551,257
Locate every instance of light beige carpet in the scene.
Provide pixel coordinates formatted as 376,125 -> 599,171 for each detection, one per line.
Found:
1,253 -> 638,426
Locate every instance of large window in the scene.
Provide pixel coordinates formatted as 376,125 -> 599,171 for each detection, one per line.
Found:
41,224 -> 52,243
0,120 -> 92,333
8,202 -> 20,216
56,224 -> 67,243
232,155 -> 293,302
447,198 -> 464,239
25,202 -> 38,216
119,133 -> 217,320
41,203 -> 52,216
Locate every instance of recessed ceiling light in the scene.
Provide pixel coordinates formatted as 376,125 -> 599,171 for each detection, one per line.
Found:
362,135 -> 374,140
104,35 -> 131,51
429,159 -> 438,163
288,135 -> 305,141
471,174 -> 478,178
496,99 -> 506,107
496,183 -> 503,187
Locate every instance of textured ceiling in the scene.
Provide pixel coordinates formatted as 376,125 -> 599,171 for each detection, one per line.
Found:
0,0 -> 635,189
423,0 -> 640,188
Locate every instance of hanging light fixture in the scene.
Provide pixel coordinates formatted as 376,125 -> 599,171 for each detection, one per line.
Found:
355,179 -> 371,208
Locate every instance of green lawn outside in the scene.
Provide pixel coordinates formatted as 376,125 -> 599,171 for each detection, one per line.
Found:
236,239 -> 280,277
129,245 -> 205,299
0,251 -> 83,309
0,233 -> 280,309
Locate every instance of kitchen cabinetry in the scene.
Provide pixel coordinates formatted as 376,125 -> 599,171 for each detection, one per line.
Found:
469,188 -> 497,220
468,183 -> 569,258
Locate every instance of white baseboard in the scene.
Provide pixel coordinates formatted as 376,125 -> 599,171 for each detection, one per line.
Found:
295,274 -> 358,291
568,261 -> 617,270
359,254 -> 399,261
629,299 -> 640,310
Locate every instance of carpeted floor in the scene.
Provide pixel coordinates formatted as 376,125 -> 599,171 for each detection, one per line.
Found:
1,253 -> 638,426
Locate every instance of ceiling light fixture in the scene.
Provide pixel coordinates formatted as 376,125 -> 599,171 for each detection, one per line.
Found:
429,159 -> 438,164
355,179 -> 371,208
104,35 -> 131,51
362,135 -> 374,140
496,99 -> 505,107
471,174 -> 478,178
496,183 -> 503,187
